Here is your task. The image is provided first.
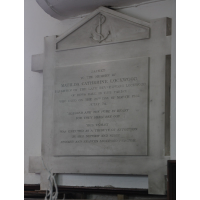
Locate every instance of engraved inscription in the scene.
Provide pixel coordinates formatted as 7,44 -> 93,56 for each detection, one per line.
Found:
53,57 -> 149,156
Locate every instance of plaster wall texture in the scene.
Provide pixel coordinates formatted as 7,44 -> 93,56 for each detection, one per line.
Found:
24,0 -> 175,188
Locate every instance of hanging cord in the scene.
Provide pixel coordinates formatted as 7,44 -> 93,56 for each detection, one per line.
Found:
44,0 -> 166,19
42,157 -> 65,200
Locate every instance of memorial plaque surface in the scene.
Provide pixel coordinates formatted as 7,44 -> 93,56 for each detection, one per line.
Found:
53,57 -> 149,156
29,8 -> 171,194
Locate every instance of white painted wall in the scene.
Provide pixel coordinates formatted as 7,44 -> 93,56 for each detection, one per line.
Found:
24,0 -> 175,188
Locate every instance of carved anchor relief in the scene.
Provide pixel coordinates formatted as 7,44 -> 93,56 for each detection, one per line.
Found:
90,13 -> 110,43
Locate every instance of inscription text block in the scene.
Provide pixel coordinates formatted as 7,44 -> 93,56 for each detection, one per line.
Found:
53,57 -> 149,156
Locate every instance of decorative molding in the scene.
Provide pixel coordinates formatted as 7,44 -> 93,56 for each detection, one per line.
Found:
56,7 -> 150,51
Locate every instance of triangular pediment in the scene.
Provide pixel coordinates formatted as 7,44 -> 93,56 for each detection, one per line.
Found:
56,7 -> 150,50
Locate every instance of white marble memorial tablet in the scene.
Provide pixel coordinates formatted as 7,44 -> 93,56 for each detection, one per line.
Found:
29,8 -> 171,194
53,57 -> 149,156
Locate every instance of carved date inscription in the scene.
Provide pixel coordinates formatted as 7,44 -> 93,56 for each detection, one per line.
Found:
53,57 -> 149,156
